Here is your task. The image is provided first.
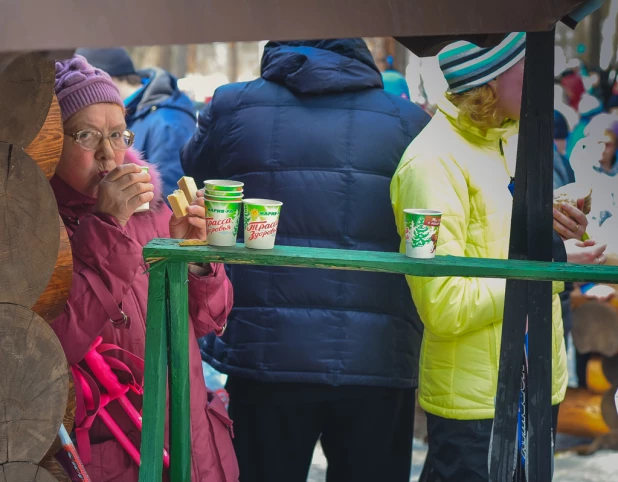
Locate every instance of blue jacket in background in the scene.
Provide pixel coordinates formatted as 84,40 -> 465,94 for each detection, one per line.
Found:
182,39 -> 430,388
127,68 -> 196,197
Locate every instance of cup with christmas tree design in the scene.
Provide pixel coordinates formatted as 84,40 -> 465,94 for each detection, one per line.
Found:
243,199 -> 283,249
404,209 -> 442,259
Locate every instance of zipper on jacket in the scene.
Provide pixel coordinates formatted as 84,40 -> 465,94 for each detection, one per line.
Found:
488,324 -> 499,384
499,138 -> 514,182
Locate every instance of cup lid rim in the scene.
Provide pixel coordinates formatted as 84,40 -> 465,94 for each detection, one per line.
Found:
242,198 -> 283,206
403,209 -> 442,215
204,179 -> 244,187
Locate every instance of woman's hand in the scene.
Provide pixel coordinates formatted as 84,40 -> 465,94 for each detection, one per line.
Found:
94,164 -> 154,226
553,202 -> 588,240
565,238 -> 607,265
169,190 -> 207,240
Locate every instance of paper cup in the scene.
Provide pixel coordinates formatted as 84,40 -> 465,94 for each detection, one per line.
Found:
135,166 -> 150,212
205,200 -> 242,246
204,180 -> 244,192
404,209 -> 442,259
205,189 -> 244,198
243,199 -> 283,249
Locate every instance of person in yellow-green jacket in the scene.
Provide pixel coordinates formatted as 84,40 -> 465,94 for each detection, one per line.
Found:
390,33 -> 605,481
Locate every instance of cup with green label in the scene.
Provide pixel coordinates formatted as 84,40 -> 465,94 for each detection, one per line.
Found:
404,209 -> 442,259
243,199 -> 283,249
205,200 -> 242,246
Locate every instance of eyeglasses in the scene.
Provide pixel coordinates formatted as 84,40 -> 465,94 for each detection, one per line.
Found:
65,128 -> 135,151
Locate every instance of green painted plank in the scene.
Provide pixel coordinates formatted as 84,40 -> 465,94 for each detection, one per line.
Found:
166,262 -> 191,482
139,263 -> 168,482
143,239 -> 618,284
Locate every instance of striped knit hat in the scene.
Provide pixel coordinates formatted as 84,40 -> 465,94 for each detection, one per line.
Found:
438,32 -> 526,94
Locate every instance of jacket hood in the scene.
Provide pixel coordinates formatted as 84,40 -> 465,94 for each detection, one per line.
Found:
128,68 -> 195,119
51,148 -> 164,210
261,39 -> 383,95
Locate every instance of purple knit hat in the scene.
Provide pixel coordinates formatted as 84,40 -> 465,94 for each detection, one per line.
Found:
55,55 -> 124,122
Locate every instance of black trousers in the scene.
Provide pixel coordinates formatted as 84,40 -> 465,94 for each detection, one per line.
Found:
420,405 -> 559,482
226,376 -> 416,482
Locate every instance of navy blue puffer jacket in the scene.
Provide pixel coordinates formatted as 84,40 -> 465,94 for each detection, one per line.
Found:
182,39 -> 430,388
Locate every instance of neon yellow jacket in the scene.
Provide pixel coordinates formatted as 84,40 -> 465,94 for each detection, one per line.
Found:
390,98 -> 568,420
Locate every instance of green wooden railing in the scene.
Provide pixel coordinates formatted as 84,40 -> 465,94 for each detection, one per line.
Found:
138,238 -> 618,481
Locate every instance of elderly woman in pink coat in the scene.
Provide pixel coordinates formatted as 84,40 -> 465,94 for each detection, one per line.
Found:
50,55 -> 239,481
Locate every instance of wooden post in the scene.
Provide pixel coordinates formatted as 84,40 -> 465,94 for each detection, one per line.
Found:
227,43 -> 238,83
157,46 -> 173,74
0,462 -> 57,481
167,261 -> 192,482
0,144 -> 60,308
170,45 -> 189,79
0,52 -> 54,147
187,45 -> 198,75
32,215 -> 73,323
0,304 -> 69,465
394,40 -> 409,75
138,263 -> 169,482
490,29 -> 555,482
522,30 -> 555,482
25,94 -> 63,180
587,6 -> 603,71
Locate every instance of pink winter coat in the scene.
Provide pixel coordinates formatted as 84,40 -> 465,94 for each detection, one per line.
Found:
50,150 -> 239,482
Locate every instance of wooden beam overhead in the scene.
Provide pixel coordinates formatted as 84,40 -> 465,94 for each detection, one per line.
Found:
0,0 -> 594,54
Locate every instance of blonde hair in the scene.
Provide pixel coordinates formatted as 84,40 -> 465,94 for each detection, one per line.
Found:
447,85 -> 502,131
